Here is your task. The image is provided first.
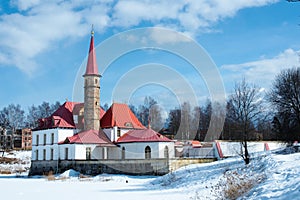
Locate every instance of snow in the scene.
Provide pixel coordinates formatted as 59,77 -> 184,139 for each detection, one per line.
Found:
0,150 -> 31,175
1,149 -> 300,199
59,169 -> 80,178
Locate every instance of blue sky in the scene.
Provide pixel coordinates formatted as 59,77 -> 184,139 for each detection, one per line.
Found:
0,0 -> 300,111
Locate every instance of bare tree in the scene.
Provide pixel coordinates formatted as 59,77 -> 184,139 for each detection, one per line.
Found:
269,68 -> 300,142
26,105 -> 40,128
137,97 -> 158,126
167,108 -> 181,137
25,101 -> 61,128
227,79 -> 264,164
181,102 -> 192,140
0,104 -> 25,130
149,104 -> 163,132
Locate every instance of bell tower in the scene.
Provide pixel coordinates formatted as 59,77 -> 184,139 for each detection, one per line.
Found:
83,27 -> 101,131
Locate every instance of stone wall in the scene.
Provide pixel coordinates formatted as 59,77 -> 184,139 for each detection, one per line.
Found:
169,158 -> 216,172
29,158 -> 216,176
29,159 -> 170,176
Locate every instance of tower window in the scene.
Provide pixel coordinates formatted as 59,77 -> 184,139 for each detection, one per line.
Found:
95,101 -> 98,106
95,79 -> 97,84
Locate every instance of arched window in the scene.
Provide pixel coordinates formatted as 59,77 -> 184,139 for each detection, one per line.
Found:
122,147 -> 125,159
86,147 -> 91,160
164,146 -> 169,159
145,146 -> 151,159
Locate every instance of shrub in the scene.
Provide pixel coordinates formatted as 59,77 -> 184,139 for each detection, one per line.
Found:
211,169 -> 266,199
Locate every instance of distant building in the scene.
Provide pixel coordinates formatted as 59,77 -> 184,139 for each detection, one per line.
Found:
0,128 -> 13,150
21,128 -> 32,150
13,129 -> 22,148
0,128 -> 32,150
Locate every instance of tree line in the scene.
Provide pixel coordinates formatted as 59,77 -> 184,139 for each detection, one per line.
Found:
131,68 -> 300,144
0,101 -> 60,131
1,67 -> 299,145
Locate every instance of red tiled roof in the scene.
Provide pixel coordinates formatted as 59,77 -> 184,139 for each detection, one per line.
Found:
191,140 -> 202,148
35,101 -> 105,130
59,129 -> 115,146
116,128 -> 172,143
100,103 -> 146,129
84,33 -> 99,75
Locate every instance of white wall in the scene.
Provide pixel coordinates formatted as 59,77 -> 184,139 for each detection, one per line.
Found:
32,128 -> 75,146
215,141 -> 287,158
118,142 -> 175,159
58,144 -> 118,160
31,128 -> 75,161
159,142 -> 175,158
103,127 -> 132,142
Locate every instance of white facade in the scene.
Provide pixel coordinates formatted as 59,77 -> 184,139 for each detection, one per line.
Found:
58,144 -> 118,160
103,127 -> 131,142
31,128 -> 76,161
117,142 -> 175,159
31,127 -> 175,161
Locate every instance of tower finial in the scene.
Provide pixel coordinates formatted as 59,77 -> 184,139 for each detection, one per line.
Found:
91,24 -> 94,36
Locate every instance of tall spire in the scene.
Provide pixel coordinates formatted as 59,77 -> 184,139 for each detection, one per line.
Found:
83,26 -> 101,131
85,25 -> 99,75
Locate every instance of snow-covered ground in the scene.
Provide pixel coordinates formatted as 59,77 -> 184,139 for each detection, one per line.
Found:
0,149 -> 299,199
0,151 -> 31,174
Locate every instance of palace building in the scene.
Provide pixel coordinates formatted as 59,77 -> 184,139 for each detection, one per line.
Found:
30,30 -> 175,175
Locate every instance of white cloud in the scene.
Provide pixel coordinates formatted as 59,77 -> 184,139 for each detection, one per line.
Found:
0,0 -> 112,75
111,0 -> 279,34
221,48 -> 300,88
0,0 -> 279,75
149,28 -> 192,44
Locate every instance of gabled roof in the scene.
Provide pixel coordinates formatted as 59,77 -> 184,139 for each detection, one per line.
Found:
59,129 -> 115,146
100,103 -> 146,129
35,101 -> 105,130
84,32 -> 99,76
116,128 -> 173,143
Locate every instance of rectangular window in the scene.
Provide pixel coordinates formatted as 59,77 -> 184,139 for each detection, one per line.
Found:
73,115 -> 78,124
65,148 -> 68,160
36,150 -> 39,160
86,147 -> 91,160
36,135 -> 39,145
43,149 -> 46,160
117,129 -> 121,137
50,149 -> 54,160
51,133 -> 54,145
43,134 -> 46,145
